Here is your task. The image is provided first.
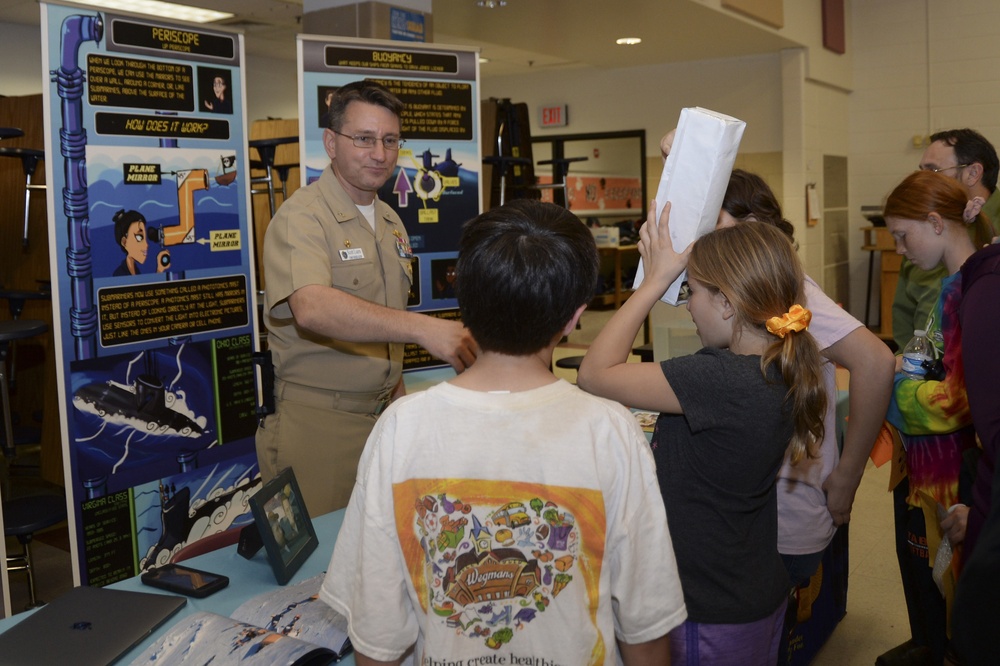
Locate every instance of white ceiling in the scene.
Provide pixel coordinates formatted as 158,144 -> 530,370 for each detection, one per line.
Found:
1,0 -> 800,78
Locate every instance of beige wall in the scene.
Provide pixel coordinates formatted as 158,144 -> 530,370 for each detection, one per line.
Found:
244,53 -> 299,120
695,0 -> 853,91
482,54 -> 785,162
802,65 -> 852,303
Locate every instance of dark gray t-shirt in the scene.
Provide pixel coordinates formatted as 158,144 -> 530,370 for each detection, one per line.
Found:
654,347 -> 792,623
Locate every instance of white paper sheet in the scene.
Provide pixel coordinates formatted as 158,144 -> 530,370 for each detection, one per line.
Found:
633,107 -> 746,305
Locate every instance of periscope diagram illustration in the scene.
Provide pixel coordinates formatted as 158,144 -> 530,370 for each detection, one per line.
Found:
53,11 -> 251,497
54,11 -> 244,357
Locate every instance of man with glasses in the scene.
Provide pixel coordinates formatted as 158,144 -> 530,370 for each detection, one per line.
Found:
258,80 -> 477,515
892,128 -> 999,350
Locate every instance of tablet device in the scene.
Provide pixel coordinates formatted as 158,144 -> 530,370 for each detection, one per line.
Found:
141,562 -> 229,598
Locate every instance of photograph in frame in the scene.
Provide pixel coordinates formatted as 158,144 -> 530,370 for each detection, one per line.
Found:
247,467 -> 318,585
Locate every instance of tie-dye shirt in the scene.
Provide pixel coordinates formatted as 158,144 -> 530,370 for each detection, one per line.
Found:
887,272 -> 977,508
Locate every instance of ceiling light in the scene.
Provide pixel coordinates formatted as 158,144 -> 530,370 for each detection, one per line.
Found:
67,0 -> 234,23
616,37 -> 642,46
477,1 -> 507,8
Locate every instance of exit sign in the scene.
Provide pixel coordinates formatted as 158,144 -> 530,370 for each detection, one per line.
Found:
539,104 -> 568,127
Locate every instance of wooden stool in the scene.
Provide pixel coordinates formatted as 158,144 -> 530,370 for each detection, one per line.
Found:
3,493 -> 68,609
0,288 -> 51,391
248,135 -> 298,219
554,354 -> 585,383
632,343 -> 654,362
0,146 -> 46,246
536,155 -> 588,208
0,320 -> 47,463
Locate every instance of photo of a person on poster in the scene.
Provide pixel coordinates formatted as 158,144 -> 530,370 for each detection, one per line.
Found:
318,87 -> 335,128
201,69 -> 233,114
112,209 -> 167,276
431,258 -> 457,299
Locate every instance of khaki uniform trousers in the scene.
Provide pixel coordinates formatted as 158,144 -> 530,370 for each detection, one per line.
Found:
256,396 -> 377,516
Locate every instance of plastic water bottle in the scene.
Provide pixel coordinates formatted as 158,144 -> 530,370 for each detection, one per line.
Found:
901,329 -> 933,380
932,503 -> 961,595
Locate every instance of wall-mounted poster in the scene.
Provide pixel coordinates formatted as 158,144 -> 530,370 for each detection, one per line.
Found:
40,2 -> 262,587
299,36 -> 482,370
536,174 -> 644,215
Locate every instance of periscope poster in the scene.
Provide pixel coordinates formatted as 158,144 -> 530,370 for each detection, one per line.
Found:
40,3 -> 262,587
298,35 -> 482,370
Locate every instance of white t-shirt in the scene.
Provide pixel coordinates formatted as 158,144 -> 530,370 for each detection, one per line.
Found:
777,276 -> 863,554
357,200 -> 376,230
321,379 -> 686,664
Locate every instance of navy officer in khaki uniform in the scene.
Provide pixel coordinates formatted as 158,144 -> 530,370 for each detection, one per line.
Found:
258,80 -> 477,515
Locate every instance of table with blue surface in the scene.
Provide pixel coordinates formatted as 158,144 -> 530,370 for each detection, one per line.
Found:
0,510 -> 353,664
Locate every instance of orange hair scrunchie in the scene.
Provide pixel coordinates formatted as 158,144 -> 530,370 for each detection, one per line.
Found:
766,304 -> 812,339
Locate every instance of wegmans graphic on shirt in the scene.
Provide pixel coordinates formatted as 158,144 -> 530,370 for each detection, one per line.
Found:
393,479 -> 606,655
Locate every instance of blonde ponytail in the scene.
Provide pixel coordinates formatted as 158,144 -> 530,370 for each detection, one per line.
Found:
761,327 -> 826,464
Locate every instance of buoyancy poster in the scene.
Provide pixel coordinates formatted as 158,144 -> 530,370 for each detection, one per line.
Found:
298,35 -> 482,370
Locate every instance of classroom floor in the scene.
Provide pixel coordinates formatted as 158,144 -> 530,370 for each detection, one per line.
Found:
4,308 -> 914,664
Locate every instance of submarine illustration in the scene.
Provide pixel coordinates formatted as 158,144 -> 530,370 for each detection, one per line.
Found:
420,148 -> 462,177
74,372 -> 203,437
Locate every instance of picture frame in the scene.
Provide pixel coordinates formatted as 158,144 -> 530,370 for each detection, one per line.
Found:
246,467 -> 318,585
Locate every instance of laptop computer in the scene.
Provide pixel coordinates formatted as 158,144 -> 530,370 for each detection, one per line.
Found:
0,585 -> 186,665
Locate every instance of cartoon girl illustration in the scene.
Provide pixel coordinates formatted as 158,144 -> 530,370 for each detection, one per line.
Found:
112,209 -> 168,276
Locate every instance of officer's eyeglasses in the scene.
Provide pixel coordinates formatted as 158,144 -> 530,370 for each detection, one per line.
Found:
333,131 -> 405,151
919,163 -> 969,174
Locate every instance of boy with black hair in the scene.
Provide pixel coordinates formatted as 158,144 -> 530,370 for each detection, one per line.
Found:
320,199 -> 686,665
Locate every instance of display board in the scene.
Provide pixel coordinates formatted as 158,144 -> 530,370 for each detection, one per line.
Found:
532,130 -> 648,221
298,35 -> 481,370
40,2 -> 262,587
536,174 -> 643,215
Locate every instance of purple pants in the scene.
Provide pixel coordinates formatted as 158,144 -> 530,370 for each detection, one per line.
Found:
669,599 -> 787,665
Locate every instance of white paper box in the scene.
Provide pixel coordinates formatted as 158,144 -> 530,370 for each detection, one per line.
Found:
633,107 -> 746,305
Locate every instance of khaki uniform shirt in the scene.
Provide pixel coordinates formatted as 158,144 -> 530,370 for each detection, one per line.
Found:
262,166 -> 413,396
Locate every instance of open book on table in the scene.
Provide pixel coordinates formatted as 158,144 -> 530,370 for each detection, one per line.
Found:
129,574 -> 351,665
